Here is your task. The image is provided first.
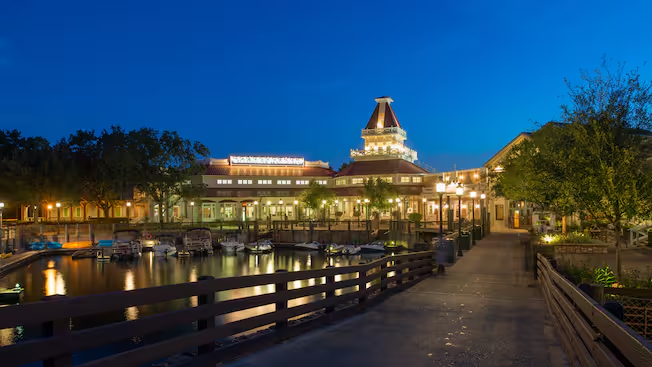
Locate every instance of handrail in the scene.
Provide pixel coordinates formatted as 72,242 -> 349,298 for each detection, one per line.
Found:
536,253 -> 652,367
0,251 -> 433,367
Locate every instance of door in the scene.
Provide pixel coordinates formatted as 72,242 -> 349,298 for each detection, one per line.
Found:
495,205 -> 504,220
513,210 -> 520,228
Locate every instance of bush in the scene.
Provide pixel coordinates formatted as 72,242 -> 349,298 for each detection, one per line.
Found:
408,213 -> 422,222
538,231 -> 592,244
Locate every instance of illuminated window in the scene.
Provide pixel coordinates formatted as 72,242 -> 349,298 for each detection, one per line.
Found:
336,179 -> 346,185
351,178 -> 363,184
296,180 -> 309,185
316,180 -> 328,185
381,177 -> 393,183
277,180 -> 291,185
401,177 -> 410,183
238,179 -> 252,185
257,180 -> 272,185
75,207 -> 81,217
217,179 -> 232,184
114,207 -> 121,217
412,177 -> 422,183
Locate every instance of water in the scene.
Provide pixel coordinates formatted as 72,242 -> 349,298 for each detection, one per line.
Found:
0,249 -> 387,365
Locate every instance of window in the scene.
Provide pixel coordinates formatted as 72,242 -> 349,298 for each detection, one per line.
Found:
63,208 -> 69,217
75,207 -> 81,217
277,180 -> 291,185
114,207 -> 122,217
316,180 -> 328,185
412,176 -> 422,183
351,178 -> 364,184
238,179 -> 252,185
217,179 -> 232,184
258,191 -> 272,196
336,178 -> 346,185
495,204 -> 504,220
258,180 -> 272,185
401,177 -> 411,183
296,180 -> 309,185
381,177 -> 393,183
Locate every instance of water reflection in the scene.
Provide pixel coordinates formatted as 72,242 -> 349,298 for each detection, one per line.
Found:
0,249 -> 386,349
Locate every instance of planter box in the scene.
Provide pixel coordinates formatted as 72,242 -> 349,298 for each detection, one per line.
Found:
552,243 -> 609,254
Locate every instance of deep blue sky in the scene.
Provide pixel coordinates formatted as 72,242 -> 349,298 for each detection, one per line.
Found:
1,1 -> 651,171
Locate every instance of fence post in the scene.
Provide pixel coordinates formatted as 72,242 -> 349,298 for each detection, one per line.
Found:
325,265 -> 335,313
197,275 -> 216,355
396,259 -> 403,286
42,295 -> 72,367
380,261 -> 388,291
358,262 -> 367,305
579,283 -> 605,304
275,269 -> 288,329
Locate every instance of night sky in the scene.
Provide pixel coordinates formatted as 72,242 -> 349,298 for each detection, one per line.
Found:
1,1 -> 651,171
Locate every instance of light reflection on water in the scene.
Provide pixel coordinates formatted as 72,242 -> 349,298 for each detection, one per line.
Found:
0,249 -> 386,348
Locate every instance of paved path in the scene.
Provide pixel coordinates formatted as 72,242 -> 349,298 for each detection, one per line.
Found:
226,231 -> 567,367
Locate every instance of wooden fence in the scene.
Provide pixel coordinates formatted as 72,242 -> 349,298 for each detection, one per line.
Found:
0,251 -> 433,367
537,253 -> 652,366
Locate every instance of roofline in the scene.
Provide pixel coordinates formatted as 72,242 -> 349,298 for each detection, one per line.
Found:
483,132 -> 531,167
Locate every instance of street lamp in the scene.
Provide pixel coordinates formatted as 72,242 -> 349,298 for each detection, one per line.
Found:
470,191 -> 477,246
0,202 -> 4,252
47,204 -> 53,221
55,202 -> 61,224
456,182 -> 464,257
480,193 -> 486,235
279,199 -> 284,217
322,200 -> 327,221
253,201 -> 258,221
364,198 -> 369,221
422,198 -> 427,222
357,199 -> 361,226
190,201 -> 195,225
126,202 -> 131,220
293,200 -> 299,220
436,181 -> 446,247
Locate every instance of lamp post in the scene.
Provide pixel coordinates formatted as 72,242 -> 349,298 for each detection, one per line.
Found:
436,181 -> 446,245
356,199 -> 361,227
396,198 -> 401,221
47,204 -> 53,221
253,201 -> 258,221
55,202 -> 61,224
279,199 -> 284,217
322,200 -> 327,222
480,193 -> 486,236
470,191 -> 477,246
293,200 -> 299,220
422,198 -> 427,222
364,198 -> 369,221
190,201 -> 195,225
456,183 -> 464,257
0,202 -> 4,252
126,202 -> 131,221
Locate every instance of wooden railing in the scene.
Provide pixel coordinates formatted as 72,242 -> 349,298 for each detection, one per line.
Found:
536,253 -> 652,366
0,251 -> 433,367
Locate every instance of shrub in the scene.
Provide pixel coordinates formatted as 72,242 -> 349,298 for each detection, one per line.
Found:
408,213 -> 422,222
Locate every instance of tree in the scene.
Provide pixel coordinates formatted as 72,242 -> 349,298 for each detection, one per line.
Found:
129,128 -> 209,223
363,177 -> 397,215
299,180 -> 335,218
338,161 -> 353,172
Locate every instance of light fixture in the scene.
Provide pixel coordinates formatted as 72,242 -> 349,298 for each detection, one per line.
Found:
279,200 -> 283,205
481,193 -> 486,200
422,198 -> 427,202
436,181 -> 446,194
395,198 -> 401,203
470,191 -> 477,199
388,199 -> 393,203
253,201 -> 258,205
293,200 -> 298,205
126,202 -> 132,207
0,202 -> 4,208
455,183 -> 464,196
335,200 -> 339,204
190,201 -> 195,206
55,202 -> 61,208
322,200 -> 326,204
47,204 -> 53,210
267,201 -> 271,205
357,199 -> 361,204
364,198 -> 369,203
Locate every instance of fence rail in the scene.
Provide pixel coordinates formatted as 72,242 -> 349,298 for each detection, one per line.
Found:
537,253 -> 652,367
0,251 -> 433,367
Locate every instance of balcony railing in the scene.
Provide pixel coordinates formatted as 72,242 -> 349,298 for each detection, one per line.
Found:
361,127 -> 407,137
350,147 -> 417,162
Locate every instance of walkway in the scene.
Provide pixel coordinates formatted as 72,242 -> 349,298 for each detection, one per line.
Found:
226,231 -> 568,367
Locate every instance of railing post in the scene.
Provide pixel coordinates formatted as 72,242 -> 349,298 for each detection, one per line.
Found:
275,269 -> 288,329
579,283 -> 605,304
358,262 -> 367,304
380,261 -> 388,291
197,275 -> 216,355
42,295 -> 72,367
395,259 -> 403,285
325,265 -> 335,313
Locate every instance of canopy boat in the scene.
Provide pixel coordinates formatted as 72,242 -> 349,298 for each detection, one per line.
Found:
325,243 -> 344,256
153,234 -> 177,257
46,241 -> 63,249
111,229 -> 143,260
245,240 -> 273,253
359,240 -> 386,253
294,241 -> 322,251
342,245 -> 361,255
221,239 -> 245,252
183,228 -> 213,255
30,242 -> 45,251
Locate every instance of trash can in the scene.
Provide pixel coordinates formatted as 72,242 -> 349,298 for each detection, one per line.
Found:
458,231 -> 471,251
473,225 -> 482,241
437,239 -> 456,264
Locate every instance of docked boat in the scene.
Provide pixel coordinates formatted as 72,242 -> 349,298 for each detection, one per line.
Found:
111,229 -> 143,260
325,243 -> 344,256
183,228 -> 213,255
294,241 -> 322,251
221,240 -> 245,252
342,245 -> 361,255
153,234 -> 177,257
245,240 -> 273,253
359,240 -> 386,253
0,284 -> 24,304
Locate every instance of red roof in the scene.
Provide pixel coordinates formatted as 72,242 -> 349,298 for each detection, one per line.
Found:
364,100 -> 402,129
205,165 -> 335,177
336,159 -> 429,177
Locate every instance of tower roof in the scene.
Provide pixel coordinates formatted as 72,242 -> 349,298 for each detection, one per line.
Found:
364,96 -> 402,129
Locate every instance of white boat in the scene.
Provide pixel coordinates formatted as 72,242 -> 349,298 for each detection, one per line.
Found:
183,228 -> 213,255
111,229 -> 143,259
325,243 -> 344,255
245,240 -> 273,253
342,245 -> 361,255
153,235 -> 177,257
221,241 -> 245,252
359,240 -> 386,253
294,241 -> 322,250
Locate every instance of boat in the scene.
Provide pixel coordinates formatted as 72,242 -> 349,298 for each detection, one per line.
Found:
325,243 -> 344,256
245,240 -> 273,253
359,240 -> 386,253
183,228 -> 213,255
294,241 -> 322,251
0,284 -> 24,304
153,234 -> 177,257
342,245 -> 361,255
221,240 -> 245,252
111,229 -> 143,260
46,241 -> 63,249
141,233 -> 157,252
30,242 -> 45,251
